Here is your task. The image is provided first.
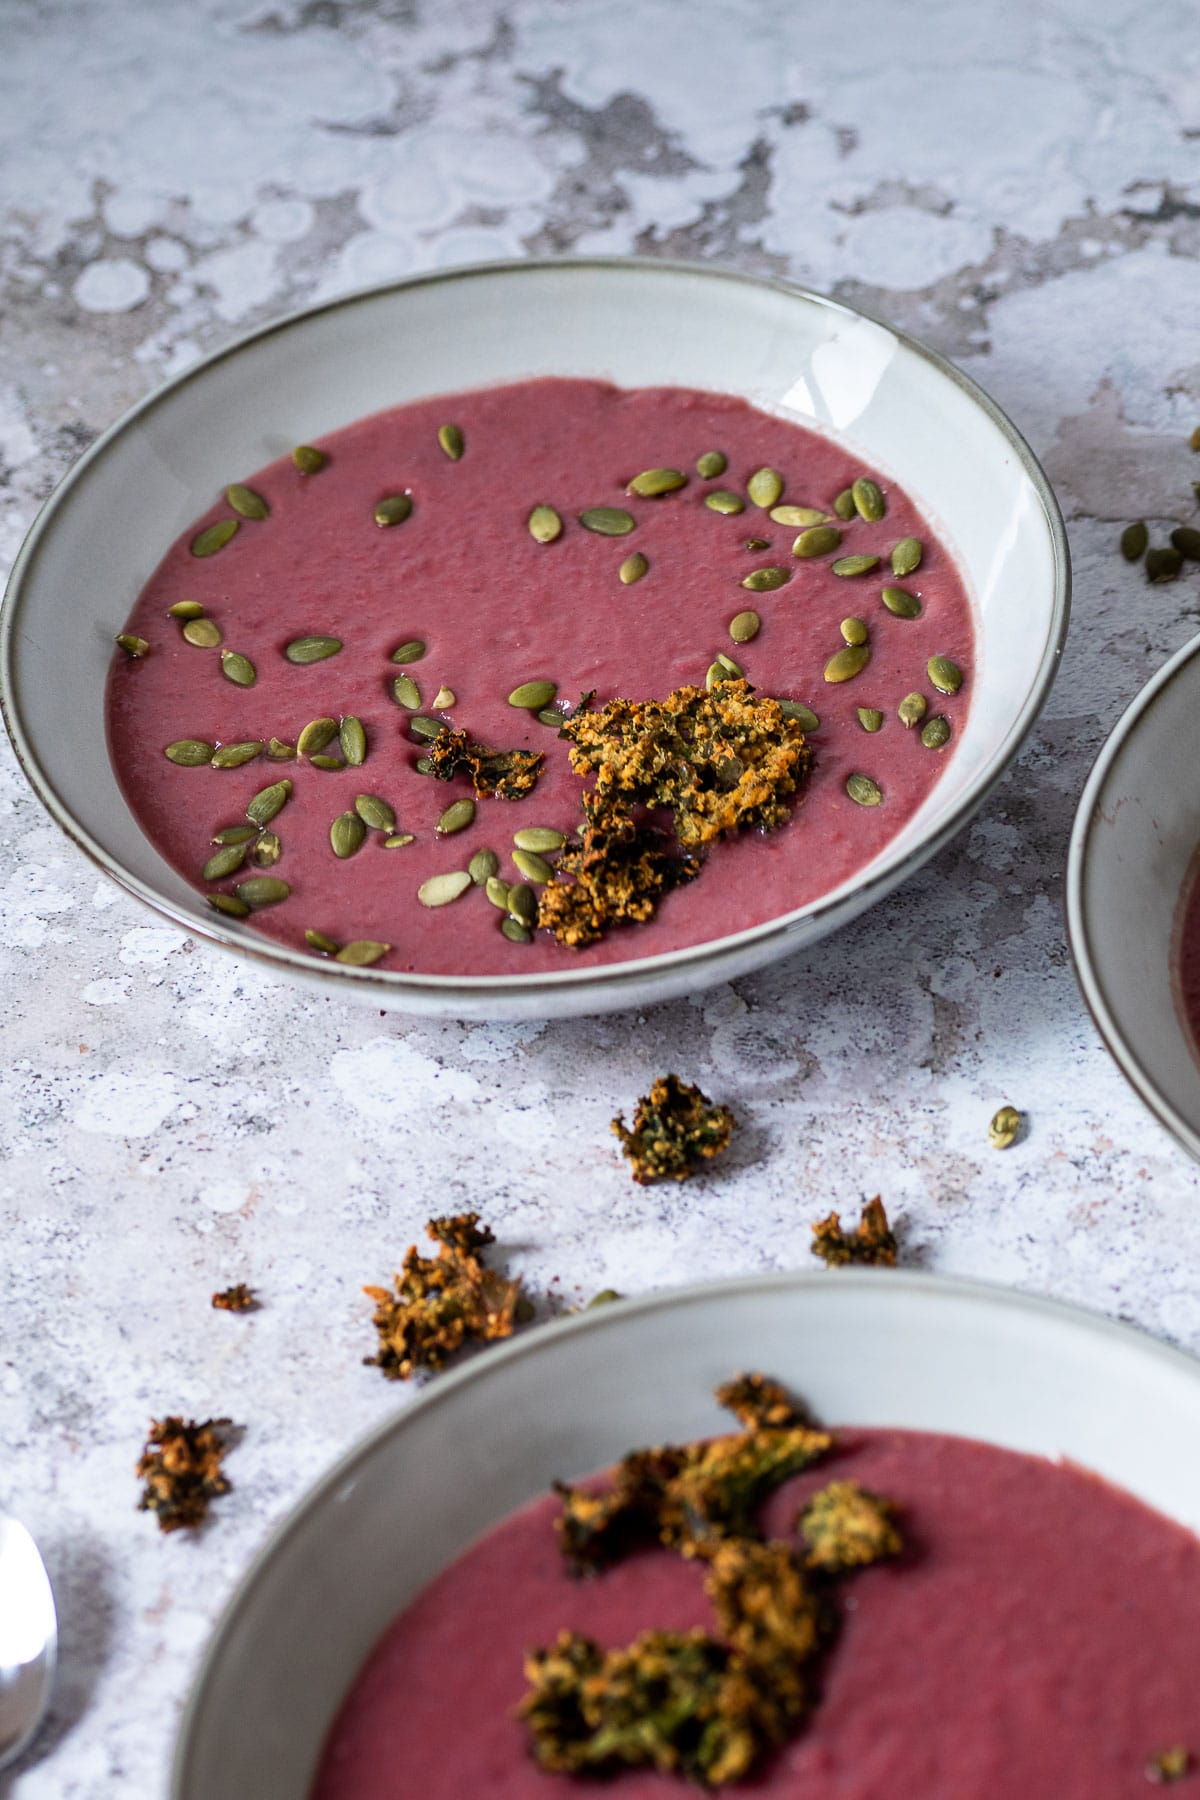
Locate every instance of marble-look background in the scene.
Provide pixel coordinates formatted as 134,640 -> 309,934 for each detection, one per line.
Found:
3,0 -> 1200,1793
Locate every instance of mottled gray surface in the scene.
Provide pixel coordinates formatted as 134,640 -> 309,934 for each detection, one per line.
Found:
3,1 -> 1200,1793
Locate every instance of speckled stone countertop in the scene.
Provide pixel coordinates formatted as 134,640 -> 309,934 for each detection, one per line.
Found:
3,1 -> 1200,1793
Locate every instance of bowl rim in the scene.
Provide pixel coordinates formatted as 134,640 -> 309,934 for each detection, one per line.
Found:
170,1263 -> 1199,1798
1066,626 -> 1200,1163
1,255 -> 1072,1004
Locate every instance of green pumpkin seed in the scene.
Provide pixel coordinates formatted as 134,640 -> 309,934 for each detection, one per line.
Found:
286,635 -> 342,664
833,487 -> 857,520
778,700 -> 820,730
507,882 -> 537,925
409,715 -> 443,741
392,674 -> 422,709
537,707 -> 564,728
309,754 -> 346,771
292,445 -> 326,474
891,536 -> 923,576
1171,526 -> 1200,561
512,847 -> 554,884
705,660 -> 730,691
182,616 -> 222,648
340,716 -> 367,765
501,917 -> 532,943
823,644 -> 871,683
469,848 -> 500,885
898,692 -> 927,729
793,525 -> 842,558
769,505 -> 826,527
485,875 -> 511,909
203,843 -> 249,881
1120,521 -> 1147,561
245,778 -> 292,826
220,650 -> 256,687
927,655 -> 963,695
747,467 -> 784,509
508,679 -> 557,710
305,929 -> 339,953
513,827 -> 565,853
225,483 -> 270,520
115,633 -> 150,658
1147,545 -> 1183,582
335,939 -> 391,966
846,773 -> 882,807
414,756 -> 434,774
988,1104 -> 1022,1149
297,718 -> 338,758
330,812 -> 367,859
832,554 -> 881,578
383,833 -> 415,849
852,476 -> 886,521
391,639 -> 427,664
212,823 -> 257,846
881,585 -> 922,619
211,740 -> 264,769
252,831 -> 282,867
857,708 -> 884,733
921,715 -> 952,750
716,652 -> 744,676
741,565 -> 790,592
841,617 -> 868,646
418,870 -> 472,908
579,506 -> 635,536
168,601 -> 205,620
437,423 -> 464,460
436,798 -> 476,835
705,490 -> 745,516
190,519 -> 239,557
235,876 -> 291,908
207,892 -> 251,918
528,505 -> 563,543
729,609 -> 761,643
696,450 -> 727,479
165,739 -> 215,766
431,686 -> 455,709
374,494 -> 412,527
355,793 -> 396,831
267,737 -> 296,760
619,551 -> 648,585
628,467 -> 686,497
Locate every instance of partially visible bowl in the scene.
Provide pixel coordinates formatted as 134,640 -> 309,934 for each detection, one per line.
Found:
1,258 -> 1069,1019
1068,630 -> 1200,1160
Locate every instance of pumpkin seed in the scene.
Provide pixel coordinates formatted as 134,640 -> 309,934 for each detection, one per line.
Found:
744,537 -> 770,551
437,423 -> 464,460
286,635 -> 342,664
1147,545 -> 1183,582
513,847 -> 554,883
513,827 -> 565,853
330,811 -> 366,859
921,715 -> 952,749
293,445 -> 326,474
716,653 -> 744,676
927,655 -> 963,695
297,718 -> 338,758
891,536 -> 923,576
165,739 -> 214,766
509,679 -> 556,710
355,793 -> 396,832
409,715 -> 443,741
579,506 -> 635,536
729,609 -> 761,643
747,467 -> 784,509
235,876 -> 290,908
191,519 -> 239,557
392,674 -> 422,709
1171,526 -> 1200,561
1120,521 -> 1148,561
245,778 -> 292,826
705,660 -> 730,691
486,875 -> 511,910
374,494 -> 412,527
418,870 -> 472,908
437,798 -> 476,835
211,740 -> 264,769
832,554 -> 881,578
823,645 -> 871,683
619,551 -> 648,585
340,716 -> 367,765
168,601 -> 205,620
212,824 -> 257,846
305,929 -> 339,953
833,488 -> 857,520
203,843 -> 248,881
628,467 -> 686,497
840,617 -> 868,646
881,585 -> 922,619
226,483 -> 269,520
537,707 -> 564,728
309,754 -> 345,771
469,848 -> 500,885
391,639 -> 427,663
431,686 -> 456,709
383,833 -> 415,849
705,490 -> 745,515
857,707 -> 884,733
335,939 -> 391,966
846,773 -> 882,807
414,756 -> 434,774
988,1104 -> 1022,1150
208,892 -> 251,918
769,505 -> 826,527
696,450 -> 727,478
898,692 -> 927,729
220,649 -> 256,687
851,476 -> 885,521
741,565 -> 790,592
183,616 -> 222,648
267,737 -> 296,760
507,882 -> 536,924
778,700 -> 820,730
528,505 -> 563,543
252,831 -> 282,867
501,917 -> 532,943
115,633 -> 150,657
793,525 -> 842,558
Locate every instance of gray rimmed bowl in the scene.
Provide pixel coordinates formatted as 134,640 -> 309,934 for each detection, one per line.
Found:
1,258 -> 1070,1020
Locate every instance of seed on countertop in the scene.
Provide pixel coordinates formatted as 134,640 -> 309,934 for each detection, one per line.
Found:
436,798 -> 476,835
211,740 -> 264,768
508,679 -> 556,710
414,756 -> 434,774
115,633 -> 150,658
769,504 -> 826,527
528,505 -> 563,543
409,715 -> 443,741
252,831 -> 282,868
245,778 -> 292,826
165,739 -> 215,766
309,754 -> 346,770
431,686 -> 456,709
285,635 -> 342,664
851,476 -> 885,521
355,794 -> 396,832
501,917 -> 532,943
392,674 -> 422,709
383,833 -> 415,849
485,875 -> 511,909
513,827 -> 565,853
1146,545 -> 1183,583
832,554 -> 881,578
716,653 -> 743,676
507,882 -> 537,925
988,1104 -> 1022,1150
743,537 -> 770,551
747,467 -> 784,509
182,616 -> 222,648
846,773 -> 883,807
628,468 -> 686,496
225,483 -> 269,520
212,824 -> 257,846
891,536 -> 923,576
305,929 -> 340,953
898,692 -> 927,729
330,811 -> 367,859
208,892 -> 251,918
704,490 -> 746,517
778,700 -> 820,730
168,601 -> 205,620
190,519 -> 239,557
335,940 -> 391,966
741,565 -> 790,592
203,843 -> 249,881
374,494 -> 412,527
340,716 -> 367,765
857,708 -> 884,733
418,870 -> 472,907
921,715 -> 952,749
927,655 -> 963,695
437,423 -> 464,460
1120,521 -> 1148,561
469,848 -> 500,884
729,609 -> 761,643
292,445 -> 326,474
579,506 -> 635,536
1171,526 -> 1200,561
267,738 -> 296,760
536,707 -> 564,728
220,650 -> 256,687
881,585 -> 922,619
619,551 -> 648,585
696,450 -> 727,479
235,876 -> 291,908
833,487 -> 857,520
705,660 -> 733,691
840,617 -> 868,646
792,525 -> 842,558
512,847 -> 554,884
823,644 -> 871,683
391,639 -> 427,663
297,717 -> 339,758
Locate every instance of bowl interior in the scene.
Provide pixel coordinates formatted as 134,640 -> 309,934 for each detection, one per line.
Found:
173,1272 -> 1200,1800
4,261 -> 1066,1010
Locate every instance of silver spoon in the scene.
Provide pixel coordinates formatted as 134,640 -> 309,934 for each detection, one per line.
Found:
0,1511 -> 56,1771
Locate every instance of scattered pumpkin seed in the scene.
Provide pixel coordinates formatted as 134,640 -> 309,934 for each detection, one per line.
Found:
220,650 -> 256,687
245,779 -> 292,826
340,716 -> 367,765
705,660 -> 730,691
513,827 -> 565,853
292,445 -> 326,474
115,633 -> 150,658
747,467 -> 784,509
235,876 -> 291,908
165,739 -> 215,766
383,833 -> 415,849
305,928 -> 339,953
267,737 -> 296,760
507,882 -> 537,925
832,554 -> 881,578
927,655 -> 963,695
418,870 -> 472,907
729,609 -> 761,643
208,892 -> 251,918
203,843 -> 249,881
286,635 -> 342,664
537,707 -> 564,728
335,939 -> 391,966
705,490 -> 745,515
297,718 -> 338,758
309,754 -> 345,771
330,811 -> 366,859
881,585 -> 922,619
851,476 -> 885,521
437,798 -> 476,835
1171,526 -> 1200,561
696,450 -> 727,479
619,551 -> 649,585
225,483 -> 269,520
469,848 -> 500,884
988,1104 -> 1022,1150
823,645 -> 871,683
252,832 -> 282,868
183,616 -> 222,648
508,679 -> 556,710
211,740 -> 264,769
793,525 -> 842,558
778,700 -> 820,730
833,488 -> 857,520
1120,521 -> 1148,561
212,824 -> 257,846
431,686 -> 456,709
528,505 -> 563,543
392,674 -> 422,709
579,506 -> 635,536
628,468 -> 687,497
857,707 -> 884,733
840,617 -> 868,646
414,756 -> 434,774
846,773 -> 883,807
891,536 -> 923,576
1147,545 -> 1183,582
391,639 -> 427,664
409,715 -> 443,741
769,504 -> 826,528
437,423 -> 464,460
190,519 -> 239,557
513,847 -> 554,883
355,794 -> 396,832
501,917 -> 532,943
485,875 -> 511,910
374,494 -> 412,527
898,693 -> 927,729
716,653 -> 744,677
921,715 -> 952,750
741,565 -> 790,592
168,601 -> 205,620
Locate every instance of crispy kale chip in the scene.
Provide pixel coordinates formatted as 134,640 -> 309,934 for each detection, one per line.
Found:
612,1074 -> 735,1185
797,1481 -> 903,1575
363,1212 -> 525,1381
422,727 -> 544,799
810,1196 -> 897,1268
211,1282 -> 257,1312
538,791 -> 699,948
1146,1746 -> 1193,1785
136,1416 -> 234,1533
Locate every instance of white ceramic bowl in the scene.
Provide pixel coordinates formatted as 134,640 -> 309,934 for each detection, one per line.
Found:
1,259 -> 1070,1020
1068,630 -> 1200,1160
172,1269 -> 1200,1800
